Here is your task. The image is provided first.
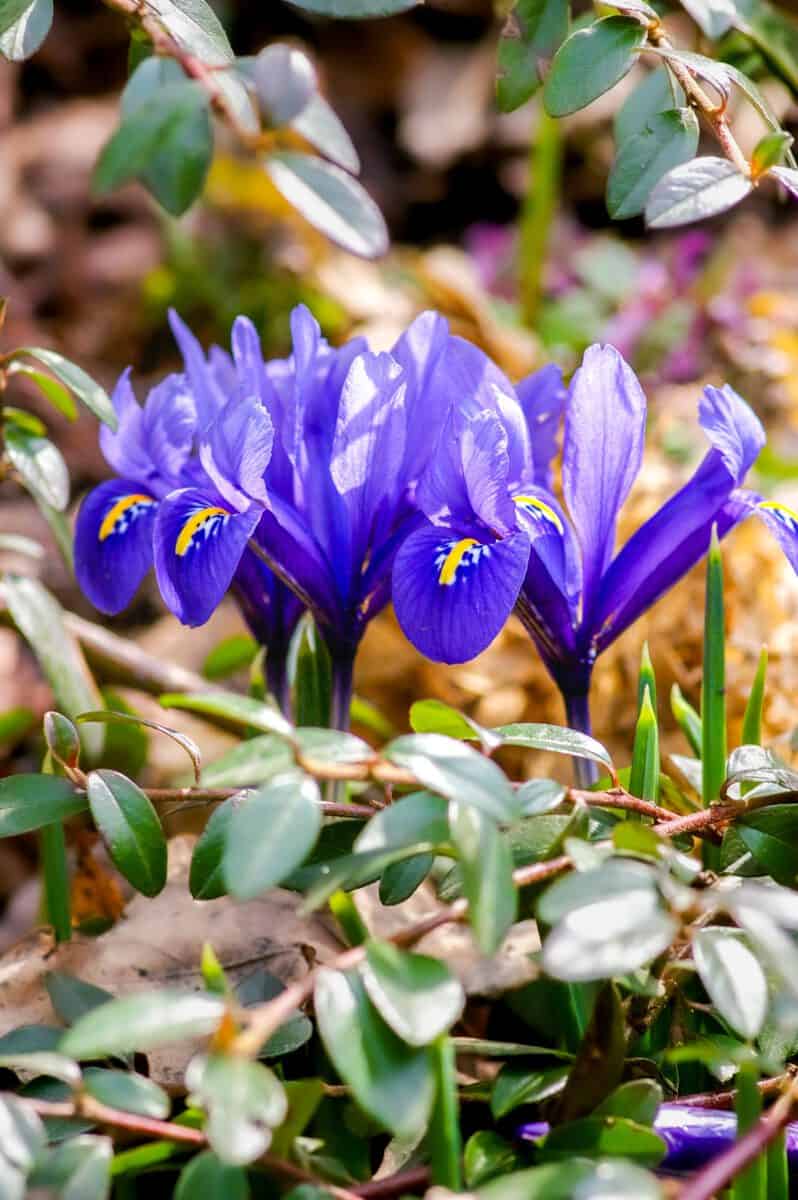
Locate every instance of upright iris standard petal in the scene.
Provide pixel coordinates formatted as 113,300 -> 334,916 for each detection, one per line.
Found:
516,363 -> 566,491
330,351 -> 407,566
75,479 -> 158,614
198,396 -> 273,512
593,386 -> 766,649
154,488 -> 261,627
393,522 -> 530,663
168,309 -> 227,429
562,344 -> 647,617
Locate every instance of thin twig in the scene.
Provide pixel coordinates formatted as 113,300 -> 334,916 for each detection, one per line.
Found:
17,1094 -> 361,1200
145,787 -> 378,821
647,24 -> 751,178
678,1074 -> 798,1200
679,1068 -> 797,1111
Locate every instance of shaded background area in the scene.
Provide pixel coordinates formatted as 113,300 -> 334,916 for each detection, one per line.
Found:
1,0 -> 798,933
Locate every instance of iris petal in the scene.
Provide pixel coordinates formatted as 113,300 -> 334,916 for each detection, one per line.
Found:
516,363 -> 566,491
753,497 -> 798,573
392,521 -> 530,664
74,479 -> 157,614
154,488 -> 260,626
562,344 -> 647,618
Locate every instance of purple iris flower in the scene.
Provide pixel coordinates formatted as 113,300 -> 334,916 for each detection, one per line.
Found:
74,313 -> 303,707
150,305 -> 462,726
393,342 -> 798,760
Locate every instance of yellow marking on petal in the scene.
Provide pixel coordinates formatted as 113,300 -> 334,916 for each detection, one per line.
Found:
98,494 -> 154,542
513,494 -> 564,534
175,506 -> 229,557
759,499 -> 798,525
438,538 -> 479,586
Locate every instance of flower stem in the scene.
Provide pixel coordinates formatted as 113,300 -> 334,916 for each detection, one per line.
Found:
519,106 -> 562,327
564,691 -> 599,787
330,657 -> 354,732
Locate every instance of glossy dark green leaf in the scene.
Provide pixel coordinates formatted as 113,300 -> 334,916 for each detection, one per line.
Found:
737,805 -> 798,884
253,43 -> 316,125
160,690 -> 294,741
295,726 -> 373,764
4,426 -> 69,511
0,1051 -> 81,1087
60,990 -> 225,1059
223,771 -> 322,899
45,971 -> 113,1025
497,723 -> 614,775
608,108 -> 699,219
202,735 -> 294,789
292,93 -> 359,173
123,58 -> 213,215
450,802 -> 517,954
410,698 -> 501,751
477,1163 -> 596,1200
563,1160 -> 663,1197
96,81 -> 212,216
0,0 -> 51,60
0,1026 -> 61,1055
190,797 -> 236,900
516,779 -> 567,817
175,1152 -> 247,1200
693,927 -> 767,1039
314,968 -> 434,1138
386,734 -> 517,821
645,157 -> 753,228
83,1068 -> 169,1118
540,863 -> 676,983
175,1151 -> 250,1200
379,853 -> 433,905
87,770 -> 167,897
14,348 -> 115,429
202,635 -> 257,681
265,152 -> 388,259
491,1063 -> 570,1117
537,859 -> 657,926
614,66 -> 685,143
361,941 -> 464,1046
496,0 -> 569,112
355,790 -> 449,853
543,17 -> 646,117
286,0 -> 419,13
5,361 -> 77,420
0,1092 -> 46,1170
186,1052 -> 287,1164
44,712 -> 80,771
464,1131 -> 520,1188
539,1116 -> 666,1165
0,774 -> 85,837
4,575 -> 104,760
28,1132 -> 112,1198
594,1079 -> 663,1126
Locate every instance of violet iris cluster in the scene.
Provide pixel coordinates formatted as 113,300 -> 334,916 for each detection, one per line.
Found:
75,306 -> 798,729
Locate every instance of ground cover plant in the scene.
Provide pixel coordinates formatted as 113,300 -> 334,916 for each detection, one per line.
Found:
1,0 -> 798,1198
